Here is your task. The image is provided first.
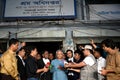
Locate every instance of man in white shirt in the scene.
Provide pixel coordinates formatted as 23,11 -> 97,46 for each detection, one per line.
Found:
65,45 -> 98,80
93,48 -> 106,80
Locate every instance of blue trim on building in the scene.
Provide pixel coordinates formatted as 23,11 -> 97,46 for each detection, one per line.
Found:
3,0 -> 77,20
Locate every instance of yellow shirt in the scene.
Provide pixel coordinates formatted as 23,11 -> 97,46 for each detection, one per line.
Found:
0,49 -> 19,80
106,51 -> 120,80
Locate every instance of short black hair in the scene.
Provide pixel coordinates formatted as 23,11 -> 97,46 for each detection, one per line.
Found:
26,46 -> 37,54
20,41 -> 25,43
9,38 -> 19,46
19,47 -> 26,52
74,50 -> 81,56
41,50 -> 49,54
89,49 -> 93,54
94,48 -> 104,57
16,47 -> 26,54
66,49 -> 73,53
101,39 -> 115,49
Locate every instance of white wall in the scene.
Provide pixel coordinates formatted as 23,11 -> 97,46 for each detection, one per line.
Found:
0,28 -> 65,38
73,29 -> 120,37
0,27 -> 120,39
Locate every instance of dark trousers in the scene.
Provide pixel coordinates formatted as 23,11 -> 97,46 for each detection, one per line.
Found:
21,77 -> 27,80
0,73 -> 15,80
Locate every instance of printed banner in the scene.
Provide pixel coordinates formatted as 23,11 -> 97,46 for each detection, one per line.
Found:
89,4 -> 120,20
4,0 -> 76,19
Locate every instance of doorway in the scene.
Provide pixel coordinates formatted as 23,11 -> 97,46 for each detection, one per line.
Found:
26,41 -> 63,54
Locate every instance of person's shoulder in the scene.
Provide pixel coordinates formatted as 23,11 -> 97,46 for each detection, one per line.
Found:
114,52 -> 120,61
117,51 -> 120,54
115,51 -> 120,55
51,59 -> 57,62
25,56 -> 32,61
2,50 -> 8,55
39,58 -> 44,61
83,56 -> 92,62
16,55 -> 19,58
102,57 -> 106,60
16,56 -> 19,59
1,50 -> 11,58
51,59 -> 57,63
101,57 -> 106,62
85,56 -> 92,59
16,56 -> 21,60
115,51 -> 120,56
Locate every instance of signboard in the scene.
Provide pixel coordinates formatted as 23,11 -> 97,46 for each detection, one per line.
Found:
4,0 -> 76,19
89,4 -> 120,20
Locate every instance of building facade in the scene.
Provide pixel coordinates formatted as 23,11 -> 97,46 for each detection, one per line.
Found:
0,0 -> 120,52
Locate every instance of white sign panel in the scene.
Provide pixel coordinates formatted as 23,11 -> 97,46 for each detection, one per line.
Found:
4,0 -> 76,19
89,4 -> 120,20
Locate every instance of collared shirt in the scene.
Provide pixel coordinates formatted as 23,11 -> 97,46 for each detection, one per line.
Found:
43,58 -> 50,64
0,49 -> 19,80
18,55 -> 25,66
68,57 -> 74,62
106,51 -> 120,80
97,57 -> 106,73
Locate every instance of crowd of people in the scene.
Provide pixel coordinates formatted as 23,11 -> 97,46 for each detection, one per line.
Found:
0,38 -> 120,80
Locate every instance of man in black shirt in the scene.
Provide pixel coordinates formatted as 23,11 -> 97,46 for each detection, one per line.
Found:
25,46 -> 48,80
16,47 -> 26,80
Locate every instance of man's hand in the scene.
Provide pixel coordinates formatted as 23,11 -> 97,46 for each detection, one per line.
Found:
64,63 -> 71,68
90,39 -> 97,48
43,67 -> 49,72
79,45 -> 84,49
101,69 -> 108,76
90,39 -> 94,45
